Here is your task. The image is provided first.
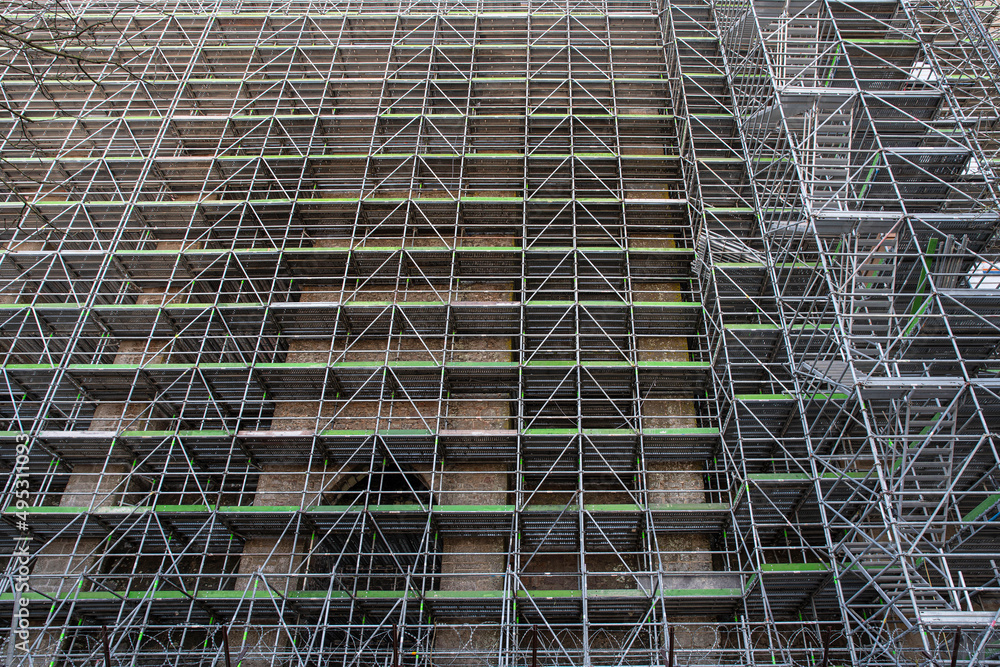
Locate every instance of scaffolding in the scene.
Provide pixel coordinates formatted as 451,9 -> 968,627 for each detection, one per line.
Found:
1,0 -> 999,665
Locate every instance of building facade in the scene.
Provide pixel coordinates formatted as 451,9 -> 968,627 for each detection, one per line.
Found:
2,0 -> 1000,664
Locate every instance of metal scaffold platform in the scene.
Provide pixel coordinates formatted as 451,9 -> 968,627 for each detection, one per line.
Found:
1,0 -> 999,665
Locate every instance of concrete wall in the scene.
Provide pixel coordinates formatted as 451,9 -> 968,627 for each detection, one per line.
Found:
25,241 -> 196,661
432,281 -> 512,666
637,242 -> 718,654
432,464 -> 508,666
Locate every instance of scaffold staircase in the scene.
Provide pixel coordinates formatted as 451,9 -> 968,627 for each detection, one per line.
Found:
800,100 -> 852,210
842,541 -> 954,618
774,15 -> 821,88
847,237 -> 899,346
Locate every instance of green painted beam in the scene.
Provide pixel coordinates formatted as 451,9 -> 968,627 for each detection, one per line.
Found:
1,587 -> 739,602
0,195 -> 686,208
5,360 -> 709,372
10,502 -> 729,516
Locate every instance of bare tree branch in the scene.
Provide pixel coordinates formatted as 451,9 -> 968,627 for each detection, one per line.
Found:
0,1 -> 152,231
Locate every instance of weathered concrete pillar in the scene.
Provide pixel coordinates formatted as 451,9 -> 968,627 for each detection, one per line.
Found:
437,463 -> 508,586
230,276 -> 367,666
92,240 -> 199,430
432,278 -> 512,666
271,283 -> 443,430
23,462 -> 134,663
89,300 -> 171,430
648,457 -> 712,574
432,463 -> 508,666
30,465 -> 133,596
234,463 -> 360,590
637,304 -> 713,576
28,320 -> 158,658
634,247 -> 718,655
228,465 -> 336,667
25,241 -> 193,661
31,241 -> 193,593
230,387 -> 313,664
